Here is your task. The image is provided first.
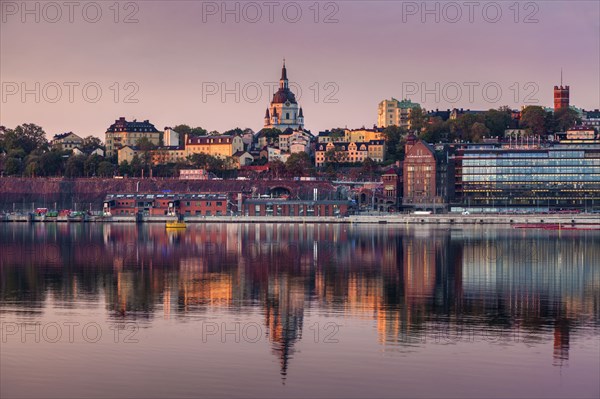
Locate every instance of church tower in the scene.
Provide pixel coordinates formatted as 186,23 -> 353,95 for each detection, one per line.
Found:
554,70 -> 570,112
263,60 -> 304,130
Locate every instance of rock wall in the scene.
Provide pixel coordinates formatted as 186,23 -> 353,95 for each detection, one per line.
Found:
0,178 -> 337,211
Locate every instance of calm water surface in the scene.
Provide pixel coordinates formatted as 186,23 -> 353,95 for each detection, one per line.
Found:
1,223 -> 599,398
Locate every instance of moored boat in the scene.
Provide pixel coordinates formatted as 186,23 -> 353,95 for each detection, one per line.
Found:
166,220 -> 187,229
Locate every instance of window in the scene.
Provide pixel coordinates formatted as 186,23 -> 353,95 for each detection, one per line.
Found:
206,210 -> 211,216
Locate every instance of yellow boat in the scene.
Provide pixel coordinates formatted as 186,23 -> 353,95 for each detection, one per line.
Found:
166,221 -> 187,229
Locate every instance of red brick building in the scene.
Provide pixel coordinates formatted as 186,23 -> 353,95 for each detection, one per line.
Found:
403,135 -> 438,208
243,199 -> 354,217
374,168 -> 401,212
104,193 -> 230,216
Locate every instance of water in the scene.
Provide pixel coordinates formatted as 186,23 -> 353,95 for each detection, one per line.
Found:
1,223 -> 599,398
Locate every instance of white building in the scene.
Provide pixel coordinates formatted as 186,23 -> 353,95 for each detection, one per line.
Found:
163,127 -> 180,147
263,61 -> 304,131
278,129 -> 313,152
377,98 -> 420,129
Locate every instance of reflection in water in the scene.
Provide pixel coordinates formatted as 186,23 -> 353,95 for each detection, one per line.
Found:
1,223 -> 599,396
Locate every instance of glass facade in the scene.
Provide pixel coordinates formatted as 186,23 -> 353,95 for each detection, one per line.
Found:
454,144 -> 600,210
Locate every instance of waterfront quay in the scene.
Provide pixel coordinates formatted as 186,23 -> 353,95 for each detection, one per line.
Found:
2,213 -> 599,226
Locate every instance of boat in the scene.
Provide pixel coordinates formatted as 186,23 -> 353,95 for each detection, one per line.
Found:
166,220 -> 187,229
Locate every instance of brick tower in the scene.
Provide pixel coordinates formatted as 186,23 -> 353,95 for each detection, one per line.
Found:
554,70 -> 569,112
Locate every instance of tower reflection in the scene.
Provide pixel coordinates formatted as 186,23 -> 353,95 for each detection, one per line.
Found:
1,223 -> 598,375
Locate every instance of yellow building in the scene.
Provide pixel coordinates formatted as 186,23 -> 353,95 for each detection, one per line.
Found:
315,140 -> 385,167
344,128 -> 385,142
318,128 -> 384,144
117,146 -> 138,164
51,132 -> 83,150
105,117 -> 161,157
117,145 -> 186,166
184,134 -> 244,159
377,98 -> 420,129
151,147 -> 186,165
314,127 -> 386,166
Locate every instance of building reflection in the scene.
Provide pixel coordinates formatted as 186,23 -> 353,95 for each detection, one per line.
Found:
1,223 -> 599,374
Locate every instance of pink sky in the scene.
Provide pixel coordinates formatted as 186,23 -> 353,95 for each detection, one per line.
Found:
1,1 -> 599,139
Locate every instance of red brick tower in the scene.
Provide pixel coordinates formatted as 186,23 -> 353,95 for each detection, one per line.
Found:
554,71 -> 569,111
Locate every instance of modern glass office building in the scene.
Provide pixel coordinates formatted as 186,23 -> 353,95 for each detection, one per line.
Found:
453,143 -> 600,211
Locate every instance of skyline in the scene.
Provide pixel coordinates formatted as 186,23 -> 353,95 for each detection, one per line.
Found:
1,1 -> 599,138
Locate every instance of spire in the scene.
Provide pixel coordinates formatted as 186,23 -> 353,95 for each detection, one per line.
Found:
265,108 -> 270,118
298,107 -> 303,117
280,59 -> 288,89
281,58 -> 287,80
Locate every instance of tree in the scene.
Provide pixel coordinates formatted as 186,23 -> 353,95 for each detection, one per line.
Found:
118,160 -> 132,177
173,124 -> 191,136
520,106 -> 549,135
191,127 -> 208,136
187,153 -> 228,171
173,125 -> 208,138
24,155 -> 42,177
2,124 -> 48,154
130,155 -> 143,177
329,128 -> 345,140
554,108 -> 581,132
382,125 -> 406,161
84,154 -> 103,176
361,157 -> 378,180
323,147 -> 348,167
455,113 -> 485,141
81,136 -> 103,153
3,157 -> 22,175
136,137 -> 156,175
469,122 -> 489,143
39,150 -> 66,176
97,161 -> 115,177
223,128 -> 244,136
420,117 -> 447,143
65,155 -> 86,177
259,128 -> 282,146
285,152 -> 313,176
484,108 -> 512,137
269,160 -> 286,179
408,106 -> 426,133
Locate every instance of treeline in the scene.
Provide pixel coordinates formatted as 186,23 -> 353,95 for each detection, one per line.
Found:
0,124 -> 252,178
0,124 -> 113,177
0,108 -> 585,177
381,105 -> 583,162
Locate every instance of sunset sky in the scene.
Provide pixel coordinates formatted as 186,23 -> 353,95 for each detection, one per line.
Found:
1,0 -> 599,139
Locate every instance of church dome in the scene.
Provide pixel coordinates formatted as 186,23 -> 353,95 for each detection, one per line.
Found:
272,88 -> 297,104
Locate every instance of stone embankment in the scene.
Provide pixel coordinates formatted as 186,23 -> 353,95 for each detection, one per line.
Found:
0,177 -> 337,210
3,213 -> 599,227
